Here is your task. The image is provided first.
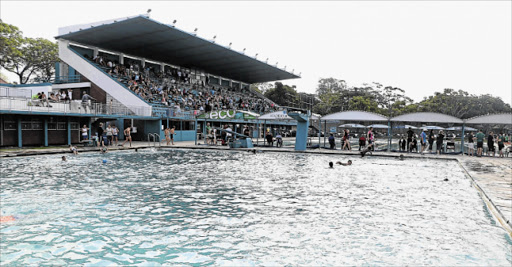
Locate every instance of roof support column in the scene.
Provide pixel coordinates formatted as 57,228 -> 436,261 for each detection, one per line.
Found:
93,47 -> 99,58
119,54 -> 124,65
141,59 -> 145,68
161,63 -> 165,72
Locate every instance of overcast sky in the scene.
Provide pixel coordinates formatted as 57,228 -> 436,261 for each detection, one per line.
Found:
1,1 -> 511,104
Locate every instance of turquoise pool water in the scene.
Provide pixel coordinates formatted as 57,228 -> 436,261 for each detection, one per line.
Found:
1,149 -> 511,265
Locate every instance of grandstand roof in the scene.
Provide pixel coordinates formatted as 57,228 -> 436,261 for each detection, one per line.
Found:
56,15 -> 300,84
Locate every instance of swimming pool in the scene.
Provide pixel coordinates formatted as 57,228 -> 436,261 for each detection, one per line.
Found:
1,149 -> 511,265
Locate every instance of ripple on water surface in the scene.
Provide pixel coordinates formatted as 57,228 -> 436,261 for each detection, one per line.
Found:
1,149 -> 511,265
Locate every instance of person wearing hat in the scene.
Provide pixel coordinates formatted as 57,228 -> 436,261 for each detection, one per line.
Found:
420,129 -> 427,155
436,130 -> 445,155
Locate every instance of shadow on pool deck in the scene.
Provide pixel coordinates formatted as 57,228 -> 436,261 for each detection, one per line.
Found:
1,140 -> 511,235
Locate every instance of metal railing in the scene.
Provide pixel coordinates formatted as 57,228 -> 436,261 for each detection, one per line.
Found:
147,133 -> 161,147
33,75 -> 82,84
0,96 -> 151,116
0,87 -> 33,99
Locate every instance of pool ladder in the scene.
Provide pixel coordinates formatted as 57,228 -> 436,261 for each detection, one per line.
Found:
147,133 -> 161,147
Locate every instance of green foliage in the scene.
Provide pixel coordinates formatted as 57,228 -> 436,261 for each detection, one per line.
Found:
311,77 -> 511,118
264,82 -> 298,107
0,20 -> 58,84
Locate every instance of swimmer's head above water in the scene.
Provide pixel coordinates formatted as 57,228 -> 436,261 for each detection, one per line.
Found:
329,162 -> 334,168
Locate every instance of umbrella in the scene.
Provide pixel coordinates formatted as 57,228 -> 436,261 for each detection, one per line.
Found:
393,124 -> 418,129
422,125 -> 445,130
367,124 -> 389,129
445,126 -> 477,131
338,123 -> 366,128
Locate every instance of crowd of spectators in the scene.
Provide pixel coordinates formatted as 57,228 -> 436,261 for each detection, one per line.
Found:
87,54 -> 277,115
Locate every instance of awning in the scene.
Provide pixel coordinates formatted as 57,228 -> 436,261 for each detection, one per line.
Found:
56,15 -> 299,84
338,123 -> 366,128
259,110 -> 319,120
464,113 -> 512,125
367,124 -> 389,129
391,112 -> 462,123
321,111 -> 388,121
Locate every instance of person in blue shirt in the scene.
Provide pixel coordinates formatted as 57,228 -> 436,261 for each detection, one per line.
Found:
420,129 -> 428,155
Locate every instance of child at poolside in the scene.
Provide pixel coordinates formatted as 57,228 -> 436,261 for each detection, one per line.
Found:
69,145 -> 78,155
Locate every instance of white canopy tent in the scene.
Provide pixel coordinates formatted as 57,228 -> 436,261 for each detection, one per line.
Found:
368,124 -> 389,129
338,123 -> 366,128
259,110 -> 320,120
321,110 -> 388,121
423,125 -> 445,130
391,112 -> 463,124
446,126 -> 477,131
464,113 -> 512,125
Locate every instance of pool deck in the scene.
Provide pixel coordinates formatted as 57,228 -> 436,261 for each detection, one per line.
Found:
1,140 -> 511,235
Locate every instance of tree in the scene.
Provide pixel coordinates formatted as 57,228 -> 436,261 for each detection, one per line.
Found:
0,21 -> 58,84
264,82 -> 298,106
250,82 -> 273,94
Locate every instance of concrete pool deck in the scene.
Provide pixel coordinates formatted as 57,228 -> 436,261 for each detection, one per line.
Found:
1,140 -> 511,235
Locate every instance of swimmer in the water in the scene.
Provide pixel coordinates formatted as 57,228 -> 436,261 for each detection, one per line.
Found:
0,215 -> 16,223
101,146 -> 108,154
399,154 -> 404,160
336,160 -> 352,166
62,156 -> 67,161
329,162 -> 334,168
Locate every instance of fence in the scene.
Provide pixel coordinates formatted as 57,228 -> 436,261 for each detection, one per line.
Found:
0,87 -> 33,99
0,96 -> 152,117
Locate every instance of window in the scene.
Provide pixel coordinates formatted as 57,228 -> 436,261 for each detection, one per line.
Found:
57,122 -> 67,130
4,121 -> 16,130
32,122 -> 43,130
22,122 -> 32,130
48,123 -> 57,130
70,122 -> 79,130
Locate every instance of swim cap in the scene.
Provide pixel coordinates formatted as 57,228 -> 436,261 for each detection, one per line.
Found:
103,159 -> 107,163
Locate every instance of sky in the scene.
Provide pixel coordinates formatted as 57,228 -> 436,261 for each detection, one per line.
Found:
1,1 -> 511,104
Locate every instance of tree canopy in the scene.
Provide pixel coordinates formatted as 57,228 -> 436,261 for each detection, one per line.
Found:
0,20 -> 58,84
272,77 -> 512,119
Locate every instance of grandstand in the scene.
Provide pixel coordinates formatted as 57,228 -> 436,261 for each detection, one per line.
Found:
0,14 -> 300,147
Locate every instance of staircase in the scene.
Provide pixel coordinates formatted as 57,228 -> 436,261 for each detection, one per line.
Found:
58,40 -> 152,116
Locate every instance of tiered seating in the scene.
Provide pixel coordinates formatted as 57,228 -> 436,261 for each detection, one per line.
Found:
83,53 -> 277,115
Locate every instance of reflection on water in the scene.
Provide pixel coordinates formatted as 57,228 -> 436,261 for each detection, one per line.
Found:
1,149 -> 511,265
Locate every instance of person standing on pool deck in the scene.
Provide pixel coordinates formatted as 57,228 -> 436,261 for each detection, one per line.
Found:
170,126 -> 175,145
497,133 -> 505,158
164,127 -> 171,145
428,130 -> 435,152
487,131 -> 495,157
436,130 -> 445,155
475,129 -> 485,157
406,127 -> 414,153
467,131 -> 475,156
420,129 -> 427,155
97,123 -> 105,147
367,127 -> 375,151
122,126 -> 132,147
342,129 -> 351,150
106,124 -> 113,146
81,125 -> 89,141
112,125 -> 119,146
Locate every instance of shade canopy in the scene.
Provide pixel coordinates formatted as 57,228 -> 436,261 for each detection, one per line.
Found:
56,15 -> 299,84
446,126 -> 477,131
322,110 -> 388,121
423,125 -> 445,130
391,112 -> 463,123
367,124 -> 389,129
464,113 -> 512,125
338,123 -> 366,128
259,110 -> 319,120
393,124 -> 418,129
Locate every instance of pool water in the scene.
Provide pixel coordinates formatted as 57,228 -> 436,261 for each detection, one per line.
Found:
1,149 -> 511,266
